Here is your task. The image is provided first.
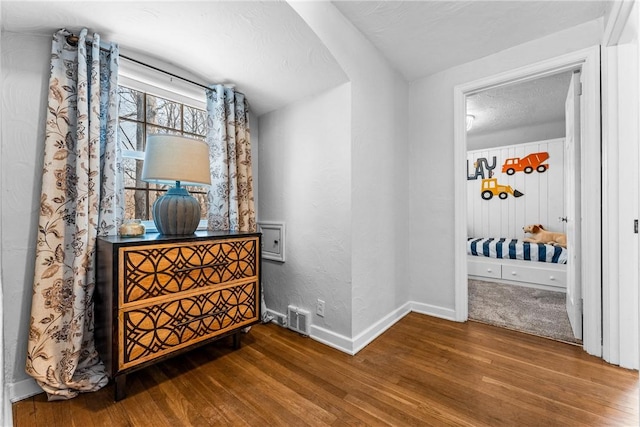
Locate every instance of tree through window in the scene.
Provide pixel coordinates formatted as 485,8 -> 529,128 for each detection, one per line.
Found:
118,86 -> 208,223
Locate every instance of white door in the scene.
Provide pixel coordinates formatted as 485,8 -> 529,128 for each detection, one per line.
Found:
565,70 -> 582,340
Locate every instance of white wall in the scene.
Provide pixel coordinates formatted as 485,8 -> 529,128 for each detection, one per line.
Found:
602,0 -> 639,369
467,139 -> 565,239
0,24 -> 5,427
258,83 -> 352,337
288,1 -> 410,346
467,119 -> 565,150
408,19 -> 603,312
1,31 -> 51,401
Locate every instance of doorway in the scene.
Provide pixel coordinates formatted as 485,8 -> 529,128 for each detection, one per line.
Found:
464,70 -> 579,344
453,47 -> 602,357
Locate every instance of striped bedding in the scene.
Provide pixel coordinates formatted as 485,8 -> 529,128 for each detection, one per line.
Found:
467,237 -> 567,264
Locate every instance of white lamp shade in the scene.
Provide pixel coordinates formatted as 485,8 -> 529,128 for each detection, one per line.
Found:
141,134 -> 211,186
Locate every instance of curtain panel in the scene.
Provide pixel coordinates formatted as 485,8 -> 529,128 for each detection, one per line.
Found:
205,85 -> 256,232
26,28 -> 122,400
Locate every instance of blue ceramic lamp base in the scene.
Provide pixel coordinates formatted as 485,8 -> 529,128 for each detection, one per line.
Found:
152,186 -> 201,235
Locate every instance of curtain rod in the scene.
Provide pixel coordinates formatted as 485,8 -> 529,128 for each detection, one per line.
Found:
66,34 -> 212,92
119,54 -> 209,90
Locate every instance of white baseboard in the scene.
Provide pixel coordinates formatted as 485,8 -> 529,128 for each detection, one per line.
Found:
264,308 -> 286,326
265,307 -> 356,353
308,302 -> 456,355
9,378 -> 42,403
3,383 -> 12,427
410,301 -> 457,321
309,325 -> 355,354
350,303 -> 413,354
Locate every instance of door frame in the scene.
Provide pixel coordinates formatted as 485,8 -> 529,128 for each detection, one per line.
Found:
453,46 -> 602,357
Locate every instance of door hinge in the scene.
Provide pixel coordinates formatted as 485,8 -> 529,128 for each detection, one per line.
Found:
634,219 -> 638,234
577,82 -> 583,96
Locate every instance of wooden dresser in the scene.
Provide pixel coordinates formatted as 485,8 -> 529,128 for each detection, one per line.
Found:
96,231 -> 261,401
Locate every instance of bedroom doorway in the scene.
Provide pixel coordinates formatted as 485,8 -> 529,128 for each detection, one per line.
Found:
464,70 -> 581,344
453,47 -> 602,358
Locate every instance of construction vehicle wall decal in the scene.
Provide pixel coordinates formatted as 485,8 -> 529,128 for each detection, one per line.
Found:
480,178 -> 524,200
467,156 -> 497,180
502,152 -> 549,175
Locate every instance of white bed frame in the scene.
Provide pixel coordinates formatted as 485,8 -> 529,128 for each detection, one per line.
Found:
468,255 -> 566,292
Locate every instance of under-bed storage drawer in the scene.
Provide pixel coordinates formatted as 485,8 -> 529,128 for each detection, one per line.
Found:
503,264 -> 565,287
467,257 -> 566,290
468,259 -> 502,279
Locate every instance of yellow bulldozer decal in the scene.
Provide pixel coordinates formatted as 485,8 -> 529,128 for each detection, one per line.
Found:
480,178 -> 524,200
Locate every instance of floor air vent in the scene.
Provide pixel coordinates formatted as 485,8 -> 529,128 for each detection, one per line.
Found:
287,305 -> 310,336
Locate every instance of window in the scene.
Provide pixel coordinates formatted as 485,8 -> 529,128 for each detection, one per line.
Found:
117,86 -> 209,227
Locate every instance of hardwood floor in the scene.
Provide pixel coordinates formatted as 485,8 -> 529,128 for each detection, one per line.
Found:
13,313 -> 638,426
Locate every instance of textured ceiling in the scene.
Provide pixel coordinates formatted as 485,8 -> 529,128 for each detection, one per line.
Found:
2,1 -> 609,121
0,1 -> 348,116
332,1 -> 608,81
467,71 -> 574,135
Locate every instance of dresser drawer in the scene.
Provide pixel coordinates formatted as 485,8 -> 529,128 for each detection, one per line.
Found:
502,265 -> 566,287
120,237 -> 258,304
468,259 -> 502,279
98,231 -> 261,401
119,281 -> 257,370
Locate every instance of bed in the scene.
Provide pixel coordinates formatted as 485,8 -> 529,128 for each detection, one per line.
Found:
467,237 -> 567,291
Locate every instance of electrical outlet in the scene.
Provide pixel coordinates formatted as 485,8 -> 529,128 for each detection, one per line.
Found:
316,299 -> 325,317
278,314 -> 287,327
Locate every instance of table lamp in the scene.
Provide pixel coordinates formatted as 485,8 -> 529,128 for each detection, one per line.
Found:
141,134 -> 211,235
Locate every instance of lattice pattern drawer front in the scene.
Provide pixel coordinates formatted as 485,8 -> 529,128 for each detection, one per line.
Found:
120,281 -> 257,369
121,238 -> 258,303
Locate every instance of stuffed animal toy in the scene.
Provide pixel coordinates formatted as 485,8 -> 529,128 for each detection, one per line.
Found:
523,224 -> 567,248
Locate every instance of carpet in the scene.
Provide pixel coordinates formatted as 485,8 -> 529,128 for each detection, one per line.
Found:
468,279 -> 582,345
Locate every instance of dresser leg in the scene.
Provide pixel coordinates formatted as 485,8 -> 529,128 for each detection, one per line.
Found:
114,374 -> 127,401
232,332 -> 241,350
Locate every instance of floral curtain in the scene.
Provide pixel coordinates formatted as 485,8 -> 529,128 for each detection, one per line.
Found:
205,85 -> 256,232
26,28 -> 122,400
205,86 -> 270,322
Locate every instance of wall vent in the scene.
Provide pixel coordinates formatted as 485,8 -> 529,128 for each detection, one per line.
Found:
287,305 -> 310,336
